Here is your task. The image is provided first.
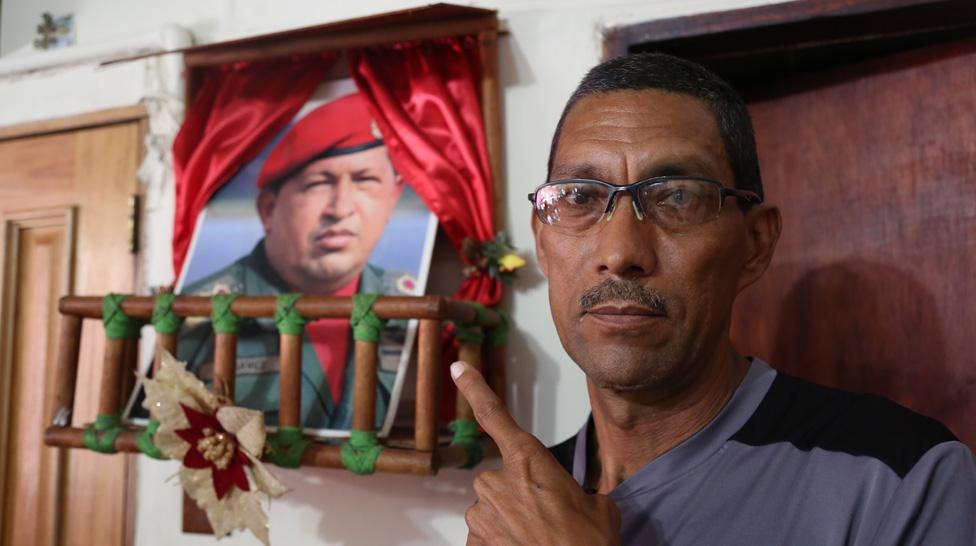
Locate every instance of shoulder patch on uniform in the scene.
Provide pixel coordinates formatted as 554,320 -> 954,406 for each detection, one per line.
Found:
395,273 -> 418,294
210,282 -> 233,295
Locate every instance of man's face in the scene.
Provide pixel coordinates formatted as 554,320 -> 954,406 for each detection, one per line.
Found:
258,146 -> 403,294
537,90 -> 763,393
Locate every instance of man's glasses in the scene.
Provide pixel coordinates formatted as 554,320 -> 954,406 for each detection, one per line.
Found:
528,176 -> 762,231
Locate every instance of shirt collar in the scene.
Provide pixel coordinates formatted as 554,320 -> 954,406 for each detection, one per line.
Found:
572,358 -> 777,499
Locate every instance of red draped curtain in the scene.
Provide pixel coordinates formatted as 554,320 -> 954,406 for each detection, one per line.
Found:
171,53 -> 337,279
349,36 -> 501,306
349,37 -> 502,422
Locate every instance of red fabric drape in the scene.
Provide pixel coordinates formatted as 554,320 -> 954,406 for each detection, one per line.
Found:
349,36 -> 502,306
350,37 -> 503,423
171,53 -> 337,279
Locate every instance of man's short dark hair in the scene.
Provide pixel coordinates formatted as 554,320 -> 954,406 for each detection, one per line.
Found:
548,52 -> 763,202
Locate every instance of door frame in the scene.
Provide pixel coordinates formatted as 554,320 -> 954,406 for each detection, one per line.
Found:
0,105 -> 147,143
602,0 -> 976,89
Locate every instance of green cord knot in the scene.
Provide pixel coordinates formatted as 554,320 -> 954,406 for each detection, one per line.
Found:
453,302 -> 487,345
266,426 -> 311,468
151,293 -> 183,335
102,294 -> 142,339
211,293 -> 242,334
340,430 -> 384,475
449,419 -> 484,469
350,294 -> 386,343
274,294 -> 307,336
83,414 -> 124,454
488,308 -> 510,347
136,418 -> 167,459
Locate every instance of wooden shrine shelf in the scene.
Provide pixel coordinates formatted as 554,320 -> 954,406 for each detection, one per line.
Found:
44,294 -> 507,476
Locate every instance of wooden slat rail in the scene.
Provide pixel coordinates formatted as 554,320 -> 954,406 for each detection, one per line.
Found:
278,332 -> 303,429
52,315 -> 83,425
153,332 -> 177,374
46,294 -> 505,475
415,319 -> 441,452
488,342 -> 507,407
352,339 -> 379,433
454,332 -> 484,422
58,295 -> 502,325
213,332 -> 237,401
98,338 -> 127,417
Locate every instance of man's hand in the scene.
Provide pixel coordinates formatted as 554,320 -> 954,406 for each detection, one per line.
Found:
451,361 -> 621,546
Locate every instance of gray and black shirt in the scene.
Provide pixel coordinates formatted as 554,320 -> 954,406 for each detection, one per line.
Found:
550,359 -> 976,545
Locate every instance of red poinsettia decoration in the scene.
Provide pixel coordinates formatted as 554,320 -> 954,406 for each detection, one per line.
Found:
174,403 -> 251,500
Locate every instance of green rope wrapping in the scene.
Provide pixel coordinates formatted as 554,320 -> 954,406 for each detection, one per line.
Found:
266,426 -> 311,468
135,419 -> 167,459
274,294 -> 307,336
102,294 -> 142,339
488,309 -> 510,347
453,302 -> 487,345
83,414 -> 124,454
151,293 -> 183,334
340,430 -> 384,475
349,294 -> 386,343
211,293 -> 242,334
449,419 -> 484,469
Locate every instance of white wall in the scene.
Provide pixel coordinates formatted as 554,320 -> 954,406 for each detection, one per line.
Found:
0,0 -> 790,544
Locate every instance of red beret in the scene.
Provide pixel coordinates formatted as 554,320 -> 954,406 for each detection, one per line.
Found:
257,92 -> 384,190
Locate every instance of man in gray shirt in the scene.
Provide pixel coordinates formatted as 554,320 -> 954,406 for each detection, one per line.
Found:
450,53 -> 976,545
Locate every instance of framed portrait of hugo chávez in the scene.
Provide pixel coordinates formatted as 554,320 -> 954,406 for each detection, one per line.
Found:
125,4 -> 507,441
174,79 -> 438,438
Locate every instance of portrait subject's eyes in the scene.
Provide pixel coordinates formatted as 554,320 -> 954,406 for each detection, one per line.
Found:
352,173 -> 382,185
296,169 -> 337,190
300,177 -> 335,191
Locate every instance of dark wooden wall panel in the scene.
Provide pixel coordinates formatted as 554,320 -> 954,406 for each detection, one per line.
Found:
731,39 -> 976,449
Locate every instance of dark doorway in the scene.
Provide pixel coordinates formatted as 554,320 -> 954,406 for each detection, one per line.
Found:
607,0 -> 976,449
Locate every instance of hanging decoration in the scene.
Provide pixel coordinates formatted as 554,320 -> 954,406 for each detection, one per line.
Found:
140,351 -> 288,545
462,232 -> 526,283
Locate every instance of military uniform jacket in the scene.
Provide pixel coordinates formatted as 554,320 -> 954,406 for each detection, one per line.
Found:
177,240 -> 412,431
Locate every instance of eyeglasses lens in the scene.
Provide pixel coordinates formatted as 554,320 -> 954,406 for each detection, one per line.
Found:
639,179 -> 721,228
534,182 -> 610,229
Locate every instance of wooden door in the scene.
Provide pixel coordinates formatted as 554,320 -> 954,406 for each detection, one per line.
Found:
0,109 -> 144,546
731,40 -> 976,449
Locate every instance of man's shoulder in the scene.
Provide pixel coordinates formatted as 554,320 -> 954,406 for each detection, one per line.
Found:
182,258 -> 250,296
732,371 -> 958,478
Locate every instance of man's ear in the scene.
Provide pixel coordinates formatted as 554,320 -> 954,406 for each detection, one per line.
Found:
256,189 -> 277,232
531,211 -> 550,279
737,204 -> 782,293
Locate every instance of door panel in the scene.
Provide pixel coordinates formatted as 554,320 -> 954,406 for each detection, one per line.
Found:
732,39 -> 976,449
0,115 -> 143,546
0,210 -> 74,546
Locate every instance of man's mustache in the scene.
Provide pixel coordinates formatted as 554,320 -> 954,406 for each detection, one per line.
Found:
579,278 -> 667,314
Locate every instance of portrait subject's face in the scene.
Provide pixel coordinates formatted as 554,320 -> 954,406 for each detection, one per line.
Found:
536,90 -> 757,393
259,145 -> 403,295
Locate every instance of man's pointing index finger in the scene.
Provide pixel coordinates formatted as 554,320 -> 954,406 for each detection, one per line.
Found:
451,361 -> 536,460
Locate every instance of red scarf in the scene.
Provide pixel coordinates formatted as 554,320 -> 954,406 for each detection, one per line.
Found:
304,276 -> 360,403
